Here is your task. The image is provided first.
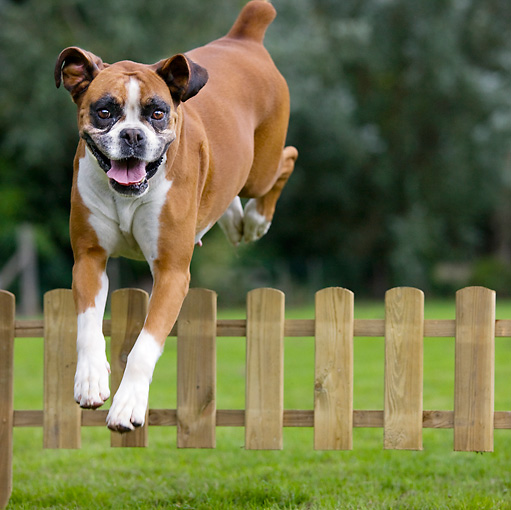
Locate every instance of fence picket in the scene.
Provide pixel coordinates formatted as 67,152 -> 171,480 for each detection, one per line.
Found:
314,287 -> 354,450
245,288 -> 285,450
384,287 -> 424,450
177,289 -> 217,448
454,286 -> 495,452
110,288 -> 149,447
0,291 -> 15,509
43,289 -> 81,449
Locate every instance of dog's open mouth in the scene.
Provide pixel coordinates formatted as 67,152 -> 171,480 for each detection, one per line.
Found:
85,136 -> 165,195
107,158 -> 150,196
107,158 -> 147,185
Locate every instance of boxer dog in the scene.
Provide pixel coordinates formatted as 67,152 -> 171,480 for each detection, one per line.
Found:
54,0 -> 297,432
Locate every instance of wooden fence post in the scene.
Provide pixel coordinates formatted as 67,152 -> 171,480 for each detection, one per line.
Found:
177,289 -> 217,448
43,289 -> 81,449
454,286 -> 495,452
384,287 -> 424,450
314,287 -> 354,450
0,291 -> 15,509
245,288 -> 285,450
110,288 -> 149,447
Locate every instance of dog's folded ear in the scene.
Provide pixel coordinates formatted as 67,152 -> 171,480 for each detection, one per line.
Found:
55,47 -> 107,103
153,54 -> 208,104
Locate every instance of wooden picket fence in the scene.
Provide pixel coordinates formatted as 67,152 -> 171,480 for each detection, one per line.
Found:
0,285 -> 510,508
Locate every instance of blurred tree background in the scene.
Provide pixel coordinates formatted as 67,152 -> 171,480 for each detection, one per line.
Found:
2,0 -> 511,308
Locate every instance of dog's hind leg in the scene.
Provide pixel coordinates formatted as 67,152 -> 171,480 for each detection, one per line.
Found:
218,196 -> 244,246
243,145 -> 298,242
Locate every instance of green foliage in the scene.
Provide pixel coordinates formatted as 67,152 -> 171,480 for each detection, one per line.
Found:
267,0 -> 511,293
470,256 -> 511,295
2,0 -> 511,298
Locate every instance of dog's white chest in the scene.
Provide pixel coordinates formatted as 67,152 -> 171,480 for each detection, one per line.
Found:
77,150 -> 172,267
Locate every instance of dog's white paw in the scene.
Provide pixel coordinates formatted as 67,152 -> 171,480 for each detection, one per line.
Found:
243,199 -> 271,242
218,196 -> 244,246
107,330 -> 161,432
106,374 -> 149,432
74,352 -> 111,409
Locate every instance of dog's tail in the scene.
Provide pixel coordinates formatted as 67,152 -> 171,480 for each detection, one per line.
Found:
226,1 -> 276,44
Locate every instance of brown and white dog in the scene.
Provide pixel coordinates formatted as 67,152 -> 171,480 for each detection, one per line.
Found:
54,0 -> 297,432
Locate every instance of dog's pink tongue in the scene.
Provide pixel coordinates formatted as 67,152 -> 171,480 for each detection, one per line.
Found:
107,159 -> 146,185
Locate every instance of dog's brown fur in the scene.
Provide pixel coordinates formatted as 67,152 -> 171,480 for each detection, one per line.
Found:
55,0 -> 297,431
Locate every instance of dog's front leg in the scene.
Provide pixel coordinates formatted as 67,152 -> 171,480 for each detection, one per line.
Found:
106,264 -> 191,432
72,250 -> 111,409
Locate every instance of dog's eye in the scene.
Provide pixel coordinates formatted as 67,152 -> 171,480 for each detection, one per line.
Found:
151,110 -> 165,121
97,109 -> 111,120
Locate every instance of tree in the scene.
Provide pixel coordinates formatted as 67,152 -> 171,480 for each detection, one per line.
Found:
263,0 -> 511,293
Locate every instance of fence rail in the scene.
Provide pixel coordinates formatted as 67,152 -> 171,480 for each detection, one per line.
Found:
0,285 -> 510,508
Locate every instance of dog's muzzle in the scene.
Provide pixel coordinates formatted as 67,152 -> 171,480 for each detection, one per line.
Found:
84,135 -> 167,196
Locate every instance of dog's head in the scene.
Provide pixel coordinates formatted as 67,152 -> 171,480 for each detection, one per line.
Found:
55,47 -> 208,196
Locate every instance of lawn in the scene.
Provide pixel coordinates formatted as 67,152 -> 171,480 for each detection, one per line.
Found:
6,293 -> 511,509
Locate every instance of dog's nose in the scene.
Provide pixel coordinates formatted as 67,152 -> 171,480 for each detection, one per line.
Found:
120,128 -> 145,147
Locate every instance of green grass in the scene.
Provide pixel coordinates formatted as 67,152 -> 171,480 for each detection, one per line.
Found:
7,297 -> 511,509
